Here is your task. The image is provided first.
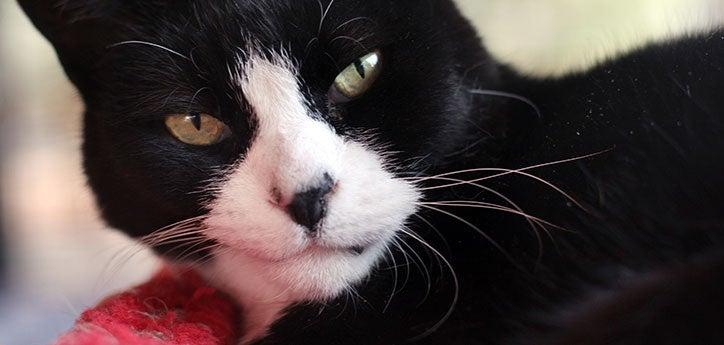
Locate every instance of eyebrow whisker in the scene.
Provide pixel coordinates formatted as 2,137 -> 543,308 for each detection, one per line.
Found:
107,40 -> 191,61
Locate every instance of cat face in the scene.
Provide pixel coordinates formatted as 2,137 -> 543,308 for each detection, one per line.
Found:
202,51 -> 420,301
21,0 -> 496,303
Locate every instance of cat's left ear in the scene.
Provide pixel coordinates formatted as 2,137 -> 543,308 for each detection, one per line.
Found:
17,0 -> 121,90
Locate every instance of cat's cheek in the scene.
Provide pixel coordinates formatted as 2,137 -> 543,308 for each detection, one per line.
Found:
321,141 -> 422,247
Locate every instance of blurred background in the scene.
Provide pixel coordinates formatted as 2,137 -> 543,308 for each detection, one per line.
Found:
0,0 -> 722,344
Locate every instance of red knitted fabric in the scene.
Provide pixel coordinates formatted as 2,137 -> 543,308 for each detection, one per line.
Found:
54,267 -> 240,345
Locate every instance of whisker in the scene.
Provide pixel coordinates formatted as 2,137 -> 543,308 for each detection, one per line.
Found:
512,147 -> 615,172
406,148 -> 614,211
107,41 -> 191,61
143,215 -> 207,237
382,241 -> 398,314
329,34 -> 372,51
408,148 -> 613,183
140,216 -> 207,243
142,227 -> 206,247
397,227 -> 458,342
389,237 -> 413,291
186,86 -> 213,113
413,176 -> 546,259
97,216 -> 208,289
174,241 -> 224,265
412,213 -> 451,254
469,89 -> 542,119
418,168 -> 586,211
396,234 -> 433,306
155,236 -> 211,256
421,200 -> 565,266
329,16 -> 373,35
317,0 -> 337,34
417,204 -> 526,273
421,201 -> 571,233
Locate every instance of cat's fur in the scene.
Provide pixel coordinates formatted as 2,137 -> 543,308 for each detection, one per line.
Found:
18,0 -> 724,344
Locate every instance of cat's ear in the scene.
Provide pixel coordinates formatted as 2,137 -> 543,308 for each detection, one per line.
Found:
17,0 -> 121,89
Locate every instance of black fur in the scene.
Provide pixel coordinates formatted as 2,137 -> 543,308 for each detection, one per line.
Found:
18,0 -> 724,344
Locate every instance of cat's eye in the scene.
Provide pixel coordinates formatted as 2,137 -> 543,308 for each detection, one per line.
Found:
164,112 -> 231,146
329,50 -> 382,103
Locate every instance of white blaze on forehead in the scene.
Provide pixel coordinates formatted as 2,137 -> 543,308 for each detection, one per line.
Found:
237,54 -> 343,198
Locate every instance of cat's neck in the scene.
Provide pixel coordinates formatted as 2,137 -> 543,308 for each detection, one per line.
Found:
202,251 -> 293,344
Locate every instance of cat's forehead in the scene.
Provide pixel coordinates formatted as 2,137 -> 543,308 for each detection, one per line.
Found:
161,1 -> 387,38
121,1 -> 420,108
131,0 -> 419,60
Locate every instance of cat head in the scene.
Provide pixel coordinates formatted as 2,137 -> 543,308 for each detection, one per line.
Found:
20,0 -> 499,302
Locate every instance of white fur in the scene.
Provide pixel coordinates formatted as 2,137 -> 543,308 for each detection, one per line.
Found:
201,51 -> 420,343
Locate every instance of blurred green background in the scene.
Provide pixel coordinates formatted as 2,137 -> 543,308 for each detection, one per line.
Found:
0,0 -> 722,344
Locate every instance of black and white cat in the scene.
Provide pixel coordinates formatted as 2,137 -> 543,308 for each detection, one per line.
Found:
19,0 -> 724,344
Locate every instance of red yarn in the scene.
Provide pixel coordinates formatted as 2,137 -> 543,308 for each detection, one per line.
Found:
55,267 -> 241,345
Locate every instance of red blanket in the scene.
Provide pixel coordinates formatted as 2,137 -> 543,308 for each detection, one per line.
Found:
55,268 -> 240,345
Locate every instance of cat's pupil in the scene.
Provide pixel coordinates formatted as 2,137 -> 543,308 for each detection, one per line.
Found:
354,60 -> 366,79
189,112 -> 202,131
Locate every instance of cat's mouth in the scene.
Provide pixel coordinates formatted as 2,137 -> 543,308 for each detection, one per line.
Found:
220,240 -> 374,263
348,245 -> 367,255
296,241 -> 371,257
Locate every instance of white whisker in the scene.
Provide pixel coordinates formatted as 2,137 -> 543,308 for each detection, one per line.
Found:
395,234 -> 433,303
330,16 -> 373,35
469,89 -> 542,119
418,204 -> 525,273
107,40 -> 190,61
382,241 -> 399,314
418,168 -> 586,210
421,200 -> 571,233
413,176 -> 546,258
397,227 -> 458,342
317,0 -> 337,34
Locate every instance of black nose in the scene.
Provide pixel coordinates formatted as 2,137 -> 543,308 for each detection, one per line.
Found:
287,174 -> 335,233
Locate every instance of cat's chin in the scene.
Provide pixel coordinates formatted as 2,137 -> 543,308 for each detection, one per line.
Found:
200,239 -> 390,342
206,240 -> 387,299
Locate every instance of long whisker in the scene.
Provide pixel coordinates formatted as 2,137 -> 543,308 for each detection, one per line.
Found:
389,236 -> 413,291
406,148 -> 613,212
97,216 -> 208,289
513,147 -> 615,172
142,227 -> 206,247
413,176 -> 547,259
139,216 -> 208,245
382,241 -> 399,314
317,0 -> 337,34
107,41 -> 191,61
469,89 -> 542,119
417,168 -> 586,211
421,201 -> 571,233
329,16 -> 373,35
422,200 -> 565,266
417,204 -> 526,273
408,148 -> 613,184
396,234 -> 432,304
397,227 -> 458,342
142,215 -> 208,239
175,241 -> 224,264
412,213 -> 451,254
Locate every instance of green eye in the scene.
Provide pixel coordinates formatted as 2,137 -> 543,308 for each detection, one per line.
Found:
165,112 -> 231,146
329,50 -> 382,103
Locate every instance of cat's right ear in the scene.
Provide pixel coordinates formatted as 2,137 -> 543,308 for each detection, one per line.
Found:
17,0 -> 120,90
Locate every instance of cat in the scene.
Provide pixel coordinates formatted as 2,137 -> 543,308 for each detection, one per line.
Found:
19,0 -> 724,344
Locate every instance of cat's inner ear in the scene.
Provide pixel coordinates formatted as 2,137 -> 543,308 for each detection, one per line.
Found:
18,0 -> 121,88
